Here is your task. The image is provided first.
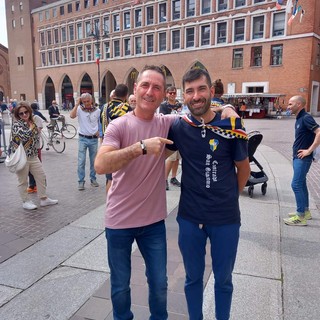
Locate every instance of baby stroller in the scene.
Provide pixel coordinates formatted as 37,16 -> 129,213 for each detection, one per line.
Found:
245,131 -> 268,198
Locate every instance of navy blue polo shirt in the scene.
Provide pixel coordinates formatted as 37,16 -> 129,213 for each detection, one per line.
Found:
167,113 -> 248,225
293,109 -> 319,160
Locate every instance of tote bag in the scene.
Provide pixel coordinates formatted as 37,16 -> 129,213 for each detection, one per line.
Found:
5,143 -> 27,173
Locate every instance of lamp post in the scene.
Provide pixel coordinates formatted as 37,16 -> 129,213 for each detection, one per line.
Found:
90,21 -> 108,106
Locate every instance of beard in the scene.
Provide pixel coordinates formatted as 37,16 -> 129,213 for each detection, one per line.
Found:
188,97 -> 211,117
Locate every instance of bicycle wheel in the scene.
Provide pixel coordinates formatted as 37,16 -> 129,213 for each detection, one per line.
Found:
51,132 -> 66,153
61,123 -> 77,139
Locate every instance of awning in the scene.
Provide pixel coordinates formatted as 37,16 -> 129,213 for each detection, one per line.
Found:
222,93 -> 286,99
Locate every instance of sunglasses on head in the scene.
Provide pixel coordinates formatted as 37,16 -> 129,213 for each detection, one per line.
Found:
19,111 -> 29,116
168,92 -> 176,95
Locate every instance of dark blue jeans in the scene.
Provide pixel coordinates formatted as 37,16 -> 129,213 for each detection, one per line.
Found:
105,220 -> 168,320
177,216 -> 240,320
292,158 -> 312,215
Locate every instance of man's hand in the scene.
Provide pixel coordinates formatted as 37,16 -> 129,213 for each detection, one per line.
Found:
221,105 -> 239,119
297,149 -> 311,159
143,137 -> 173,156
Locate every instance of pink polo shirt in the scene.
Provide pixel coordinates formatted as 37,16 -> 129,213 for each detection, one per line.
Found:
103,112 -> 177,229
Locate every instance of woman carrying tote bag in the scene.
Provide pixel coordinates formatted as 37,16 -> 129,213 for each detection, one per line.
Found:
10,101 -> 58,210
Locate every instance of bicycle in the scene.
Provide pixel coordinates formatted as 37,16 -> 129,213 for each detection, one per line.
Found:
50,117 -> 77,139
40,126 -> 66,153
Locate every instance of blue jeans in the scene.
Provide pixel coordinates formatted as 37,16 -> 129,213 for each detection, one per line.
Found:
105,220 -> 168,320
177,216 -> 240,320
77,136 -> 98,182
292,158 -> 312,215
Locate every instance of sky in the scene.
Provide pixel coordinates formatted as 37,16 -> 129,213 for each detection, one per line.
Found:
0,0 -> 8,47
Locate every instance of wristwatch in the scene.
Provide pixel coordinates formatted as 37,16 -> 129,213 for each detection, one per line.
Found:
140,140 -> 147,155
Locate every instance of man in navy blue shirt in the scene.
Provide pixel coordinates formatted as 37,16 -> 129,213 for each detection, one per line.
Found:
283,96 -> 320,226
166,69 -> 250,320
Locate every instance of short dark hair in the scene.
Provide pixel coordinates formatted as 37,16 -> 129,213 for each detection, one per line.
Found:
114,84 -> 129,99
182,68 -> 212,90
166,86 -> 176,93
30,102 -> 38,110
137,65 -> 166,87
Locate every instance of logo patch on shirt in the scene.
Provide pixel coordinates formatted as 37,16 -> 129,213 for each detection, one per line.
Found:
209,139 -> 219,152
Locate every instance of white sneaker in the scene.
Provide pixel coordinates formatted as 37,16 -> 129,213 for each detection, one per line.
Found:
40,198 -> 58,207
23,201 -> 38,210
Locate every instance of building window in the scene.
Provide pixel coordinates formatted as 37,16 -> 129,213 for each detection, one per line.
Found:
114,40 -> 120,57
172,0 -> 181,20
252,16 -> 264,39
234,19 -> 245,42
77,46 -> 83,62
250,46 -> 262,66
41,53 -> 46,66
68,3 -> 72,13
52,8 -> 57,17
232,48 -> 243,68
40,32 -> 45,46
47,30 -> 52,45
217,0 -> 228,11
60,6 -> 64,15
235,0 -> 246,7
272,12 -> 285,37
20,17 -> 24,26
186,0 -> 195,17
113,14 -> 120,32
39,13 -> 43,22
103,17 -> 110,34
201,25 -> 210,46
11,4 -> 15,12
86,45 -> 92,61
124,38 -> 131,55
159,3 -> 167,23
62,49 -> 67,64
316,43 -> 320,66
93,0 -> 99,6
70,48 -> 75,63
85,21 -> 91,37
124,12 -> 131,29
135,9 -> 142,27
12,19 -> 16,28
45,10 -> 50,20
217,22 -> 227,44
61,27 -> 67,42
146,6 -> 154,25
54,29 -> 59,43
172,30 -> 180,50
201,0 -> 211,14
159,32 -> 167,51
104,41 -> 110,59
77,23 -> 83,39
147,34 -> 154,53
270,44 -> 283,65
17,56 -> 24,65
186,27 -> 195,48
48,51 -> 53,66
84,0 -> 89,9
76,2 -> 81,11
55,50 -> 60,64
69,25 -> 75,41
135,37 -> 142,54
254,0 -> 265,3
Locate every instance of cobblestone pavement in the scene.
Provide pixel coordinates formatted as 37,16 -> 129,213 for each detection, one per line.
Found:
245,117 -> 320,209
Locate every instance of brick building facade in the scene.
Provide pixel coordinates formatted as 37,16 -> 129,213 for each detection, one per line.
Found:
0,44 -> 11,102
5,0 -> 320,114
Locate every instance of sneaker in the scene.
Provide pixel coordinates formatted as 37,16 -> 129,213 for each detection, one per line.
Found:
23,201 -> 37,210
40,198 -> 58,207
166,180 -> 169,191
170,177 -> 181,187
27,186 -> 36,194
288,210 -> 312,220
283,215 -> 307,226
91,180 -> 99,187
78,181 -> 85,190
